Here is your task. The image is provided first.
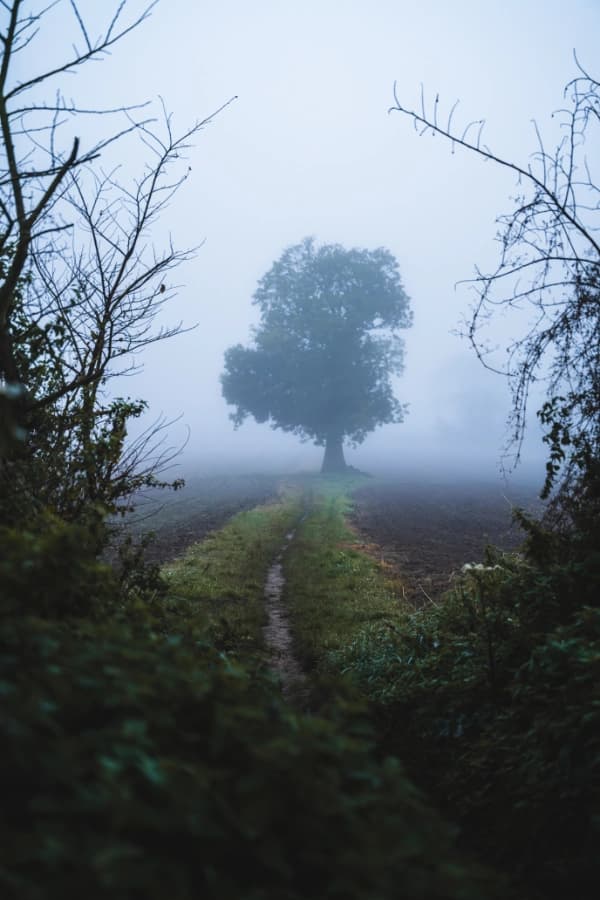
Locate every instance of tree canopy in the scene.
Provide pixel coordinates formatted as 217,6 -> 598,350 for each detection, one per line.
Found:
221,238 -> 412,471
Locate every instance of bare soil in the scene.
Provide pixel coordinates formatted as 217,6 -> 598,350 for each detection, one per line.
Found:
263,527 -> 309,707
117,474 -> 280,564
350,479 -> 543,606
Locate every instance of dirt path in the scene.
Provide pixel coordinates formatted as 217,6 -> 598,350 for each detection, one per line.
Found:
262,522 -> 309,708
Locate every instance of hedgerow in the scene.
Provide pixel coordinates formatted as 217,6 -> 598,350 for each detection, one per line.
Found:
0,609 -> 499,900
0,490 -> 508,899
331,521 -> 600,899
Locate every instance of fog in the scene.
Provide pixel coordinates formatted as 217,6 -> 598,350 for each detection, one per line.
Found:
31,1 -> 600,483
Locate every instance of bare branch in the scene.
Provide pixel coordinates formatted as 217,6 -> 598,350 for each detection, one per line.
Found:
390,65 -> 600,484
6,3 -> 158,100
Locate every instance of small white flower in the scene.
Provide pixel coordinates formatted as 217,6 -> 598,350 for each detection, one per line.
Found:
462,563 -> 503,574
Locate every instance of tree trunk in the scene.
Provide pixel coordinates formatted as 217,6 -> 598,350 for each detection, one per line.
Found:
321,433 -> 347,473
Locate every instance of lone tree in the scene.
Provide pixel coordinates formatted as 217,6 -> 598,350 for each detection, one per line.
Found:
221,238 -> 412,472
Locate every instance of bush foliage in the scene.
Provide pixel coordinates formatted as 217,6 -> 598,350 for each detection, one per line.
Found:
332,519 -> 600,899
0,609 -> 498,900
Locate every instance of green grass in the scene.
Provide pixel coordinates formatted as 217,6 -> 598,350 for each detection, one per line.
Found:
161,489 -> 303,658
282,475 -> 407,676
155,472 -> 405,682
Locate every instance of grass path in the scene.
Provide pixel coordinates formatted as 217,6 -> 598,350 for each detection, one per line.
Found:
283,476 -> 407,684
160,473 -> 408,705
161,487 -> 304,662
154,474 -> 521,896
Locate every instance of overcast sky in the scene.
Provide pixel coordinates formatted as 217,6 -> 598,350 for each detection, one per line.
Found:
27,1 -> 600,480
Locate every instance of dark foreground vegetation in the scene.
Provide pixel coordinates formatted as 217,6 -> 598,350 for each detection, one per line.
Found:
3,466 -> 598,899
328,481 -> 600,899
2,480 -> 505,900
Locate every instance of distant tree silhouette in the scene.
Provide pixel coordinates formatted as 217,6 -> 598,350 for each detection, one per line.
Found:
222,238 -> 412,473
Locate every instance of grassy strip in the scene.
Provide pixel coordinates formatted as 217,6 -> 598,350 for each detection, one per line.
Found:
283,475 -> 407,676
160,488 -> 303,658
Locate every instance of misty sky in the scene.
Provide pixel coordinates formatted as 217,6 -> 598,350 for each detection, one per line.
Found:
30,1 -> 600,478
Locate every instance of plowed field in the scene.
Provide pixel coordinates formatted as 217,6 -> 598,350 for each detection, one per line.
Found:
351,479 -> 542,605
